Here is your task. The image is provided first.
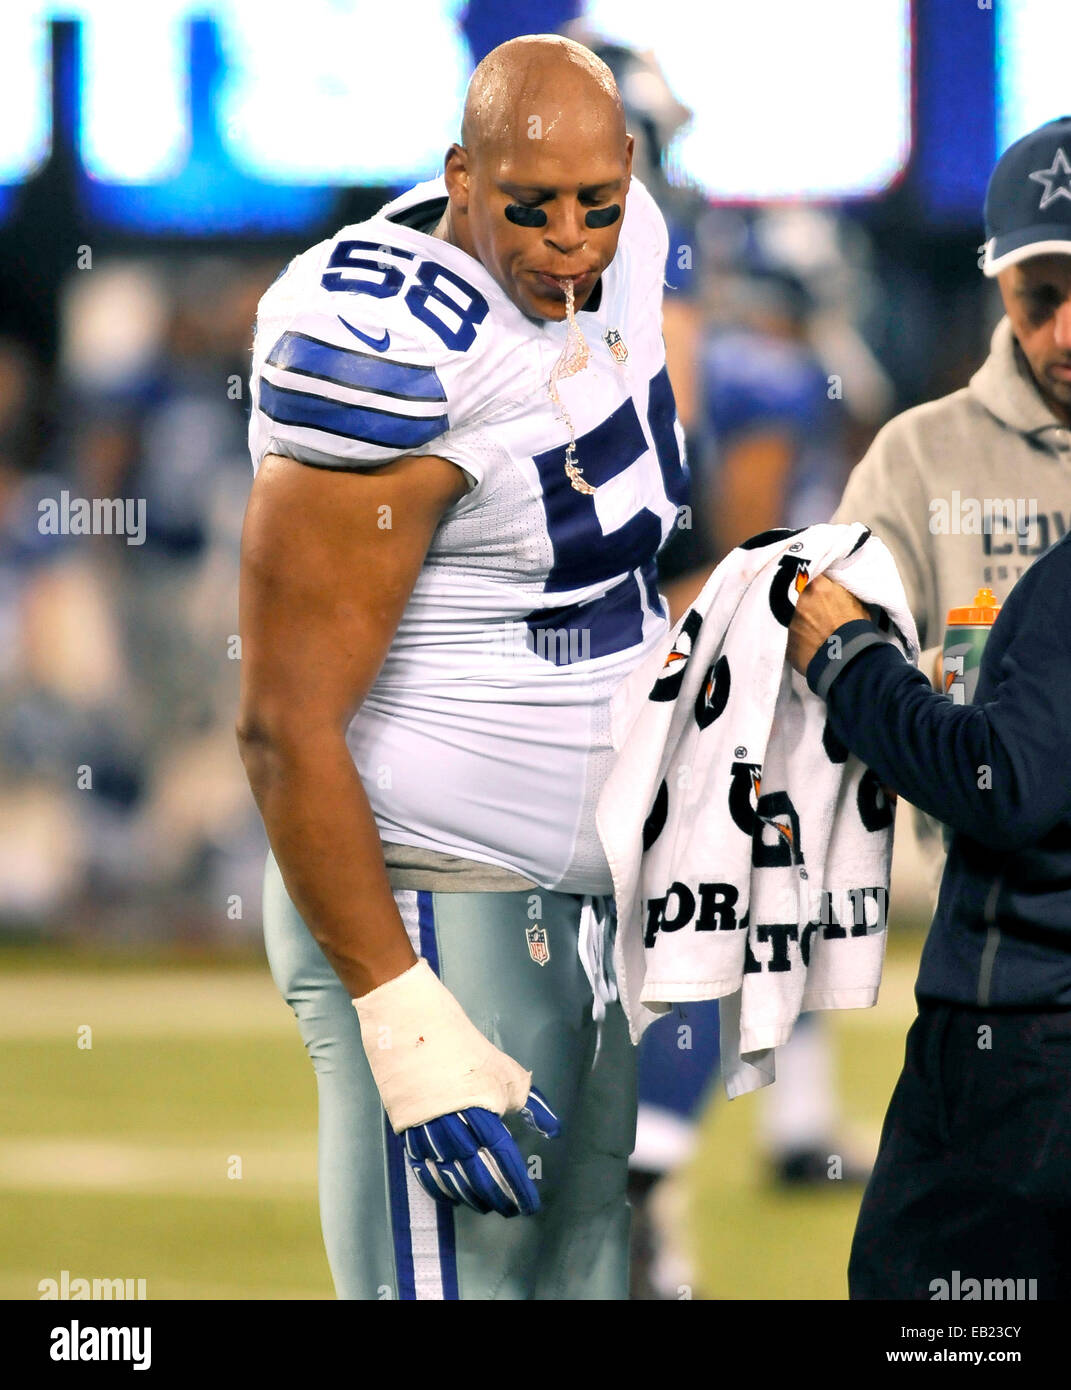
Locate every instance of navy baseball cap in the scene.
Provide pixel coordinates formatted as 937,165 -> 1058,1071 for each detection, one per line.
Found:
982,116 -> 1071,277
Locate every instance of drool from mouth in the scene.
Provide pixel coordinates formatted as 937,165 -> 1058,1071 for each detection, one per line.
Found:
547,279 -> 595,495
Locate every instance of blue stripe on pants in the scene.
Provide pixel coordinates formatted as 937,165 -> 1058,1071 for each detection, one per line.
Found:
416,892 -> 461,1298
380,890 -> 460,1300
417,890 -> 441,972
262,855 -> 635,1298
384,1120 -> 417,1300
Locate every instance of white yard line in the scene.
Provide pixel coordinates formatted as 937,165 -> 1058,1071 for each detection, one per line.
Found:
0,970 -> 294,1039
0,1137 -> 317,1195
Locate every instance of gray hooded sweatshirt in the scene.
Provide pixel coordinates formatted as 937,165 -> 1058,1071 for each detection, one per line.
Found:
833,314 -> 1071,897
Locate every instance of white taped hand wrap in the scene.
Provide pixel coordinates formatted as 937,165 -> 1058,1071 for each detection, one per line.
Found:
352,958 -> 532,1133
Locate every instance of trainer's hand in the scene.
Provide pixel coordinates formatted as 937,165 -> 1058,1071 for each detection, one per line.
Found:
787,574 -> 870,675
403,1087 -> 561,1218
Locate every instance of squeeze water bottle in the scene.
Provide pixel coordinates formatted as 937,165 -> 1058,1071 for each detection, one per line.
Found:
942,588 -> 1001,705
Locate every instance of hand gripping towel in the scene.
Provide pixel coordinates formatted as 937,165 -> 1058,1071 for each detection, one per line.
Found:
596,524 -> 920,1097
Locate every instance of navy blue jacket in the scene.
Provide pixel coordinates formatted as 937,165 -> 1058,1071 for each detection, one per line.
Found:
807,531 -> 1071,1008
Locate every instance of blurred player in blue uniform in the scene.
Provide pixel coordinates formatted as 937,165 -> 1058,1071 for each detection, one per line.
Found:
703,269 -> 846,544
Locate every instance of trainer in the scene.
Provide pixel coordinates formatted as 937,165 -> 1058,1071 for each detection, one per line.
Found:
834,116 -> 1071,904
786,118 -> 1071,1299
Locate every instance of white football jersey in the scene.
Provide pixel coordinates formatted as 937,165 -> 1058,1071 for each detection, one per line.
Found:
249,175 -> 688,893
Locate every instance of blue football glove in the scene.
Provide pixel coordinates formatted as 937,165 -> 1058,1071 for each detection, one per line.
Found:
403,1085 -> 561,1218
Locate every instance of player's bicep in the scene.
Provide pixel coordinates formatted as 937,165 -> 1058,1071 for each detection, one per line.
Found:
238,452 -> 467,736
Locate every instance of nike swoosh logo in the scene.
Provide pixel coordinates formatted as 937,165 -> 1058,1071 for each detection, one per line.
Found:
337,316 -> 391,352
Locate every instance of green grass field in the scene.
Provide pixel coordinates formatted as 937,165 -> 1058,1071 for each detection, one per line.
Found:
0,929 -> 924,1300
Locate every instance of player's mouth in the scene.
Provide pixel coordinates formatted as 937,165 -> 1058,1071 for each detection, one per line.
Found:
1048,361 -> 1071,382
531,270 -> 597,300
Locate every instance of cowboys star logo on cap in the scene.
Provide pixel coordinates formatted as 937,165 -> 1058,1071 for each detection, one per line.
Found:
1028,146 -> 1071,211
981,116 -> 1071,276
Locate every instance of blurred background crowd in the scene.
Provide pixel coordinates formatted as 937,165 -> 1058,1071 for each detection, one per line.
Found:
0,253 -> 271,940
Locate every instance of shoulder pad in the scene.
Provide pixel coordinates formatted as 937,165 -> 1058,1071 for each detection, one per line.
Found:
251,234 -> 459,468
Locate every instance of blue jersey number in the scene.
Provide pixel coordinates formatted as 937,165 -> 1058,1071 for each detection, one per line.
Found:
525,367 -> 688,664
321,240 -> 488,351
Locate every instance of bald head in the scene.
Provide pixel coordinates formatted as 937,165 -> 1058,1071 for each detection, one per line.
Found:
460,35 -> 625,164
435,35 -> 633,322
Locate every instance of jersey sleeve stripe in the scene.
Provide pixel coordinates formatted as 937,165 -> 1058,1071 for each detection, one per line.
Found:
258,378 -> 448,450
266,331 -> 446,403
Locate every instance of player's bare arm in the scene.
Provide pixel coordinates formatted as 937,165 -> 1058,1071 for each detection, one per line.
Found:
236,450 -> 468,998
239,450 -> 560,1212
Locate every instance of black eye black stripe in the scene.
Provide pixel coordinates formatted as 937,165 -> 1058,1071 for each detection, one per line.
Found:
504,203 -> 622,229
585,204 -> 620,228
505,203 -> 547,227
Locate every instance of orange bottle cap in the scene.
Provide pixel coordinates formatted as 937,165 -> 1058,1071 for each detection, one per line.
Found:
946,587 -> 1001,625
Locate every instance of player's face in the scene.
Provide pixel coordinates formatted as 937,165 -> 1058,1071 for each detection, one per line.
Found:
999,255 -> 1071,424
462,139 -> 633,322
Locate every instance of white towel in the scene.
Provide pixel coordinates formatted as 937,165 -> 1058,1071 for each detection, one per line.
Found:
596,524 -> 919,1097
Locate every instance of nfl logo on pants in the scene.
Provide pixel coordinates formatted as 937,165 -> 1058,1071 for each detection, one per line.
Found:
526,923 -> 550,966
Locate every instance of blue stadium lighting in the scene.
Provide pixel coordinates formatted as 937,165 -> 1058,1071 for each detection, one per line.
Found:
78,0 -> 189,183
214,0 -> 470,185
0,1 -> 1042,232
582,0 -> 912,200
997,0 -> 1071,154
0,6 -> 51,183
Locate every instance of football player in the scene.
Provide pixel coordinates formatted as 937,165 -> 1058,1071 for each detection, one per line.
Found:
237,34 -> 687,1299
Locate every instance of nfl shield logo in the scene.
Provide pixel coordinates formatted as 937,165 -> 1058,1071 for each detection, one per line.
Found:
604,328 -> 628,364
526,923 -> 550,966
